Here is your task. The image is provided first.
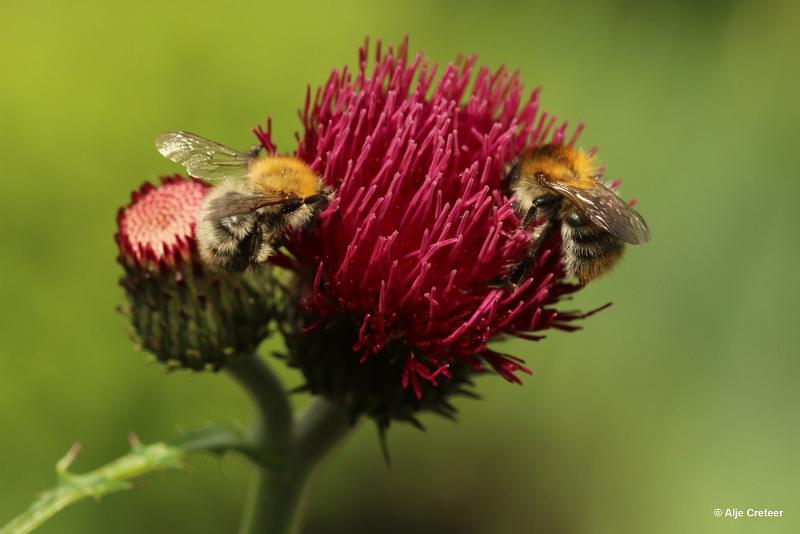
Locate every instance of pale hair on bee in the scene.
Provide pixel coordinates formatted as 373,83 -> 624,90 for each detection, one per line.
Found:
155,131 -> 327,272
505,143 -> 650,284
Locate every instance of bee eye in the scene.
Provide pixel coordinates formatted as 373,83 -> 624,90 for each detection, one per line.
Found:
280,197 -> 303,214
566,211 -> 590,227
533,194 -> 561,208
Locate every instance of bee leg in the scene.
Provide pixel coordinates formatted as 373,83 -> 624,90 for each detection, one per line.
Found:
508,256 -> 534,287
488,243 -> 534,289
510,221 -> 557,286
246,226 -> 263,266
225,231 -> 258,272
520,194 -> 561,228
253,239 -> 274,264
521,205 -> 537,227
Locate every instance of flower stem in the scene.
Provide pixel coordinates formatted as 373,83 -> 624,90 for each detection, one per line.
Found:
0,427 -> 246,534
294,398 -> 353,466
226,355 -> 293,468
246,398 -> 353,534
227,355 -> 353,534
238,463 -> 309,534
1,356 -> 352,534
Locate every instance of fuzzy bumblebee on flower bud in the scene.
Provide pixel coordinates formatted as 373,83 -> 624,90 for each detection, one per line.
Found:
115,176 -> 277,371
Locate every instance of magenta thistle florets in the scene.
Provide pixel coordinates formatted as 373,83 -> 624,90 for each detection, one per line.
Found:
263,39 -> 590,420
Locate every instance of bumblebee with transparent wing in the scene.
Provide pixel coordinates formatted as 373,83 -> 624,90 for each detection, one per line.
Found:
546,179 -> 650,245
506,143 -> 650,284
155,131 -> 252,181
156,131 -> 326,271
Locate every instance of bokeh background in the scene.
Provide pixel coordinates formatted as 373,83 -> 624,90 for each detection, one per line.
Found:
2,0 -> 798,532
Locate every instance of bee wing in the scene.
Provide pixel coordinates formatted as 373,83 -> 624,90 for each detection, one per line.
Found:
155,131 -> 252,181
204,191 -> 293,220
547,181 -> 651,244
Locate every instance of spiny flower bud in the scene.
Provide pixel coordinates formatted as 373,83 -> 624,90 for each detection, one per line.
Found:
116,176 -> 275,371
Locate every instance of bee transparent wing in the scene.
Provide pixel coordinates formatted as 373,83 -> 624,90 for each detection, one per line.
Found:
204,191 -> 292,220
155,131 -> 252,181
548,181 -> 650,244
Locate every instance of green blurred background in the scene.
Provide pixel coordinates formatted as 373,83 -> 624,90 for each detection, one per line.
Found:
2,0 -> 798,532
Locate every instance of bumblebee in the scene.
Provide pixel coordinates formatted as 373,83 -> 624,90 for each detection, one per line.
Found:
506,144 -> 650,284
156,131 -> 325,271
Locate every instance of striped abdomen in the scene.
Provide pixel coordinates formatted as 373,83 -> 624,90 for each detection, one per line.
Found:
560,205 -> 624,284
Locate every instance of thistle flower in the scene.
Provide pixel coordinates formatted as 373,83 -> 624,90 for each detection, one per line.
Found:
264,39 -> 594,427
116,176 -> 275,371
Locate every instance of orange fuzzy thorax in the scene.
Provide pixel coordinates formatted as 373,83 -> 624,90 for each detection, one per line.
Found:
248,156 -> 322,198
519,145 -> 598,190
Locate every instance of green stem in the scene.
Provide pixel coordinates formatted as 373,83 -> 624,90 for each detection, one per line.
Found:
238,462 -> 308,534
226,355 -> 293,467
0,427 -> 246,534
237,393 -> 353,534
294,398 -> 353,466
2,355 -> 353,534
174,425 -> 256,458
